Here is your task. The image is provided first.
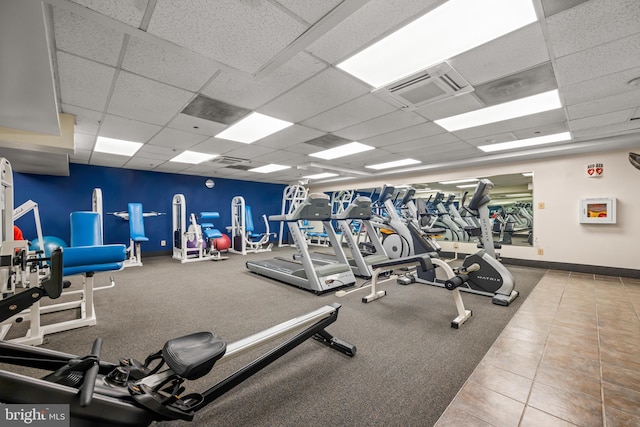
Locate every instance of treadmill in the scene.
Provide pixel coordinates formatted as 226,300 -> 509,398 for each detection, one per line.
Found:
246,193 -> 356,294
299,195 -> 388,278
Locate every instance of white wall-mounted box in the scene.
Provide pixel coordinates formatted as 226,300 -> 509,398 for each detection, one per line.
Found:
579,197 -> 616,224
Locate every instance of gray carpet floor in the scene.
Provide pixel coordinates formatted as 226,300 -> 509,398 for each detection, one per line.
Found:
2,247 -> 545,426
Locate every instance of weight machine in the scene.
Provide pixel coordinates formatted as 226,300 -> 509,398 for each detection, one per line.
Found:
172,194 -> 228,263
0,160 -> 126,345
227,196 -> 275,255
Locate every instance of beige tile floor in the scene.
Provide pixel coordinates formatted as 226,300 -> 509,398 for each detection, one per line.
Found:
435,270 -> 640,427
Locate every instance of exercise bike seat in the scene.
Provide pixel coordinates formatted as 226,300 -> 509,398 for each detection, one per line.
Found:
162,332 -> 227,380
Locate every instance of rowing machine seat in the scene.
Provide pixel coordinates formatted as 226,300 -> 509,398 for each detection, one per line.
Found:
162,332 -> 227,380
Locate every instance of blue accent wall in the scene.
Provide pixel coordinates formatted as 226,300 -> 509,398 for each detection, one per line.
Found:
13,163 -> 285,253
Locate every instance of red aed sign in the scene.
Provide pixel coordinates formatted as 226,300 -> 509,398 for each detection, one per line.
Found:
586,163 -> 604,177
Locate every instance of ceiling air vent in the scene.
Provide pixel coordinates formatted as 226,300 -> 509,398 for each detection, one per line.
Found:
211,156 -> 250,166
373,62 -> 474,110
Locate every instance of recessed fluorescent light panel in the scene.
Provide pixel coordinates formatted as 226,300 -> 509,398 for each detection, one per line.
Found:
435,90 -> 562,131
478,132 -> 571,152
439,178 -> 478,185
522,172 -> 534,177
456,184 -> 478,188
249,164 -> 291,173
170,151 -> 218,164
337,0 -> 537,88
366,159 -> 421,170
303,172 -> 339,179
309,142 -> 374,160
215,112 -> 293,143
94,136 -> 142,156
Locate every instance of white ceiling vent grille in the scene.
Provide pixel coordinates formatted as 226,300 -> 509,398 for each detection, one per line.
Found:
211,156 -> 250,165
373,62 -> 474,110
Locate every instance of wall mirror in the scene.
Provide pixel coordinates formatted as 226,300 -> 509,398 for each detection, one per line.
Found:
410,172 -> 534,247
349,172 -> 533,248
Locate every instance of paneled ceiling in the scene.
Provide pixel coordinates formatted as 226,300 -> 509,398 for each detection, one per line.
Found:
1,0 -> 639,184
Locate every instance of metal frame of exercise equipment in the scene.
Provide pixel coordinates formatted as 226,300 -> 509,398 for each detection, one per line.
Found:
0,246 -> 356,427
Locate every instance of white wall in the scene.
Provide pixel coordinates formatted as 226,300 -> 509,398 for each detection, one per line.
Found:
312,146 -> 640,271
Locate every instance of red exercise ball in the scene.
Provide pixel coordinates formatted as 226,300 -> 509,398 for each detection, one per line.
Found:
213,234 -> 231,251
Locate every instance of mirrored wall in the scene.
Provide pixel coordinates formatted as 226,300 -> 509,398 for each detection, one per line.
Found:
409,172 -> 534,247
351,172 -> 534,247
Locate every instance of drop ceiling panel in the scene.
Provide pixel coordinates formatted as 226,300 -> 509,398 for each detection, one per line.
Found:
153,162 -> 189,174
415,94 -> 484,121
221,144 -> 276,160
572,120 -> 640,139
554,34 -> 640,87
53,7 -> 124,66
276,0 -> 342,23
512,121 -> 569,140
473,62 -> 557,107
166,113 -> 228,137
561,66 -> 640,106
134,144 -> 176,161
541,0 -> 589,18
123,157 -> 165,170
202,52 -> 326,110
107,71 -> 194,125
334,110 -> 427,141
450,23 -> 550,86
99,114 -> 162,142
89,152 -> 129,168
451,109 -> 567,140
147,0 -> 306,74
464,132 -> 517,147
307,0 -> 440,64
122,36 -> 219,91
61,104 -> 102,135
252,125 -> 325,150
190,138 -> 243,155
257,150 -> 309,164
283,141 -> 329,155
428,147 -> 483,162
67,0 -> 147,27
569,110 -> 633,132
545,0 -> 640,58
260,68 -> 370,123
57,52 -> 115,112
301,94 -> 396,133
74,133 -> 95,150
179,163 -> 219,174
385,133 -> 462,153
414,141 -> 474,157
567,89 -> 640,120
146,127 -> 208,149
361,122 -> 445,148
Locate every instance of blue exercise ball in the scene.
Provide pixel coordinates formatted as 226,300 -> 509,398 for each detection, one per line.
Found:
29,236 -> 68,257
